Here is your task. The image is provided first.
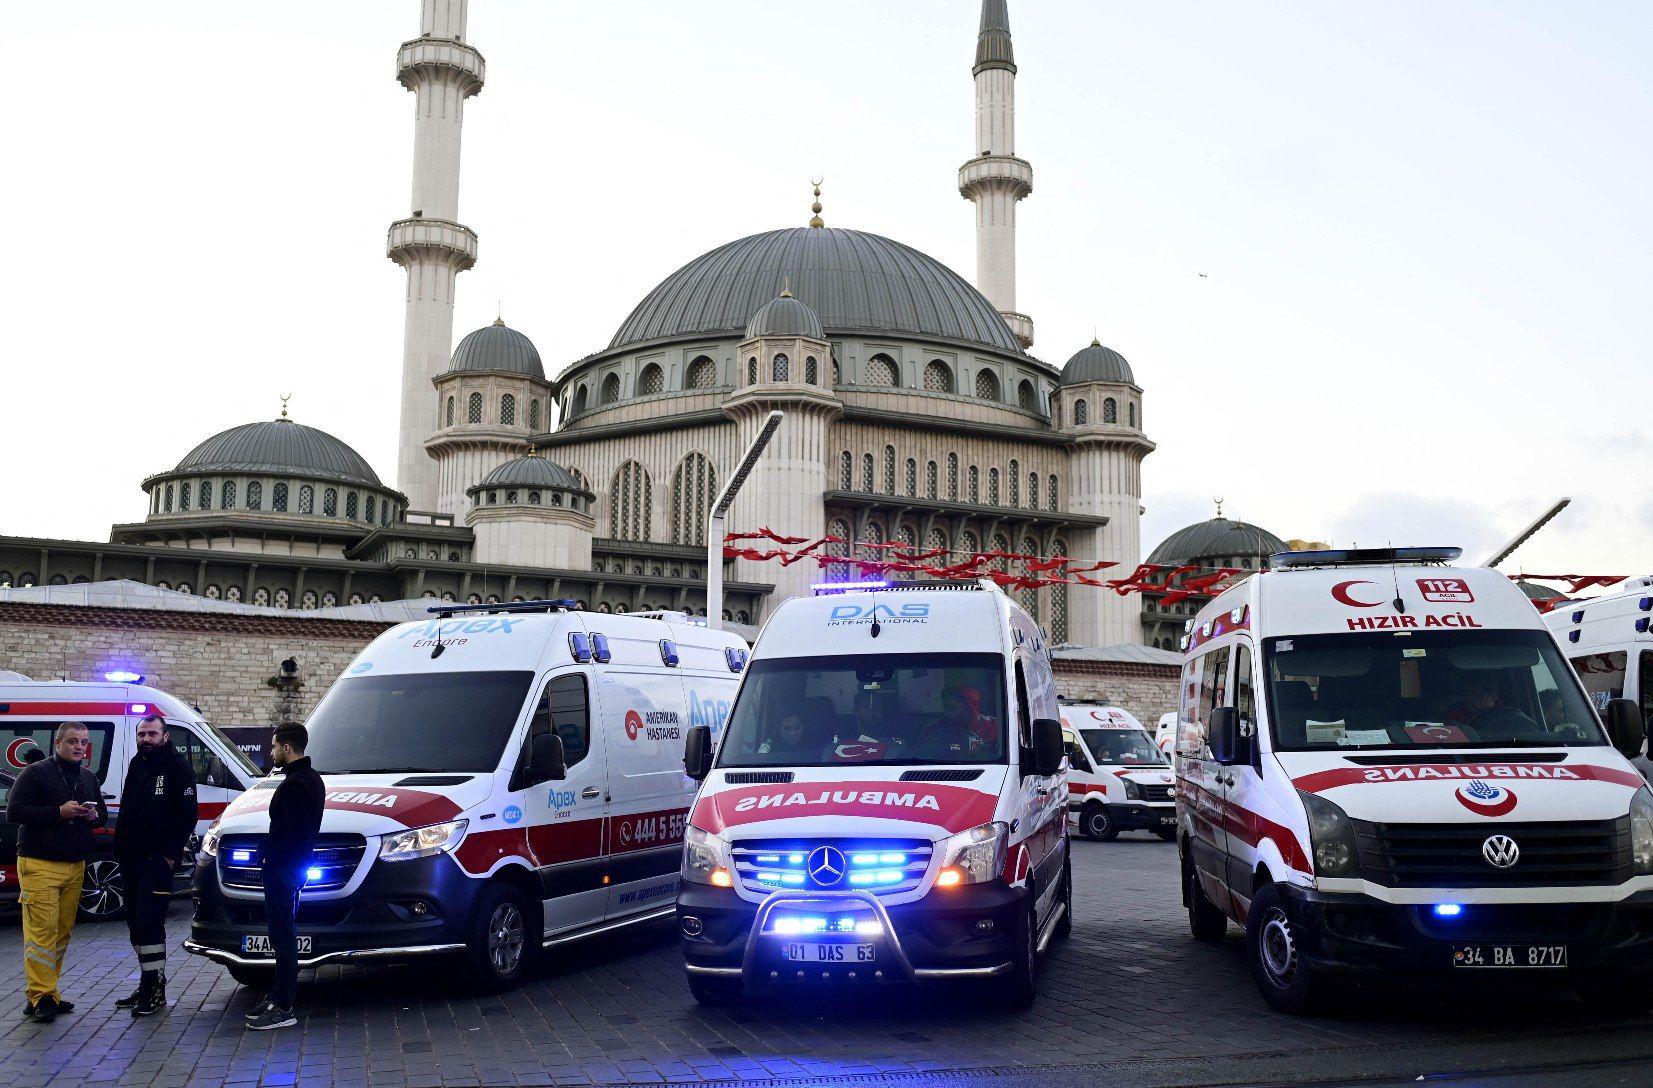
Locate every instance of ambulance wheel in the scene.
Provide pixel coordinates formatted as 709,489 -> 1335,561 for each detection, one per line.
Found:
227,965 -> 273,988
999,896 -> 1040,1009
1080,803 -> 1117,842
1246,884 -> 1328,1015
1184,852 -> 1227,943
78,855 -> 126,922
1155,827 -> 1178,842
687,974 -> 745,1006
1052,851 -> 1073,942
464,882 -> 537,992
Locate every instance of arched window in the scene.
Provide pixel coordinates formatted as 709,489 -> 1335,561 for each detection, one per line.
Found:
505,490 -> 518,504
685,356 -> 717,389
528,399 -> 541,430
446,396 -> 455,426
528,491 -> 541,505
865,354 -> 898,387
947,453 -> 959,499
988,468 -> 1000,506
974,369 -> 1000,401
1020,536 -> 1041,619
323,488 -> 337,516
468,392 -> 483,423
1018,380 -> 1037,412
1073,399 -> 1088,425
298,485 -> 314,515
839,451 -> 853,490
164,484 -> 173,512
638,364 -> 664,396
364,495 -> 375,523
967,466 -> 980,504
609,460 -> 652,541
857,521 -> 885,564
1048,474 -> 1058,512
573,385 -> 588,415
893,524 -> 917,580
301,591 -> 318,610
601,373 -> 621,404
1028,473 -> 1038,510
272,483 -> 288,512
226,585 -> 242,602
671,452 -> 716,545
926,526 -> 948,558
925,460 -> 938,499
747,357 -> 759,385
204,584 -> 220,599
1050,539 -> 1069,643
958,530 -> 979,558
804,357 -> 818,384
883,446 -> 896,495
1104,397 -> 1118,424
826,518 -> 853,582
501,393 -> 516,425
923,360 -> 953,392
345,492 -> 359,519
861,452 -> 874,492
179,482 -> 191,511
904,457 -> 917,497
1009,459 -> 1020,506
991,533 -> 1011,575
199,481 -> 212,509
772,354 -> 789,382
221,480 -> 236,509
1129,401 -> 1137,428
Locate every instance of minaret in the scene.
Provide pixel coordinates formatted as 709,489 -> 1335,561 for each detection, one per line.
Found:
387,0 -> 484,513
958,0 -> 1034,350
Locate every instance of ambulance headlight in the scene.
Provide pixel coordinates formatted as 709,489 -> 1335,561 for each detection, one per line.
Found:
1631,788 -> 1653,876
1123,779 -> 1143,801
1298,791 -> 1357,877
379,819 -> 468,863
682,825 -> 731,885
938,821 -> 1008,885
200,824 -> 222,858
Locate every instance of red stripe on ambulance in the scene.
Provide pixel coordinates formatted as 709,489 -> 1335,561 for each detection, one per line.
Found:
1293,762 -> 1645,794
691,780 -> 999,834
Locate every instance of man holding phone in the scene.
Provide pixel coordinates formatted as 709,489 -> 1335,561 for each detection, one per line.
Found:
4,722 -> 108,1023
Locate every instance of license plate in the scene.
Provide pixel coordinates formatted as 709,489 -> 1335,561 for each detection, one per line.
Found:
779,942 -> 877,963
1158,815 -> 1176,826
241,935 -> 313,956
1451,944 -> 1567,969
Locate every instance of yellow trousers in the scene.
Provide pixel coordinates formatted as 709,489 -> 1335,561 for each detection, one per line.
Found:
18,857 -> 84,1004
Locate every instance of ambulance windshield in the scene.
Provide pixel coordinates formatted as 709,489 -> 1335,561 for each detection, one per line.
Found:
304,670 -> 536,774
718,652 -> 1007,767
1263,630 -> 1605,751
1081,728 -> 1166,766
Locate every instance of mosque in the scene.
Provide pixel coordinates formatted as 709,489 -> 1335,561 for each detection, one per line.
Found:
0,1 -> 1288,648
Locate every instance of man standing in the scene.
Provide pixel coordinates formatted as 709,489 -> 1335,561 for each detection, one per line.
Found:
245,721 -> 322,1032
5,722 -> 107,1023
112,713 -> 197,1017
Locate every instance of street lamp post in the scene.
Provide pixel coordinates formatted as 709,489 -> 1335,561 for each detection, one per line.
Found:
706,410 -> 784,631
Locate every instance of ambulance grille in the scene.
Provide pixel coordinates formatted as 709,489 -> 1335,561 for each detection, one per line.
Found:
1139,783 -> 1175,803
730,839 -> 933,896
1351,818 -> 1630,888
899,769 -> 983,782
218,833 -> 368,893
724,771 -> 795,785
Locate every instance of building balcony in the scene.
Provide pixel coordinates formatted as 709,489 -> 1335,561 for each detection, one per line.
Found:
386,217 -> 477,271
395,37 -> 485,96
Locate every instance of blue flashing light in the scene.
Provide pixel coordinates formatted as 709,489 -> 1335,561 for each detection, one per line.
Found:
878,852 -> 907,865
568,632 -> 592,663
1637,619 -> 1650,634
848,870 -> 905,887
104,670 -> 144,684
1433,903 -> 1463,918
230,849 -> 254,864
754,854 -> 781,864
129,704 -> 147,714
781,873 -> 805,886
787,853 -> 804,864
305,867 -> 324,884
811,580 -> 890,595
850,853 -> 879,866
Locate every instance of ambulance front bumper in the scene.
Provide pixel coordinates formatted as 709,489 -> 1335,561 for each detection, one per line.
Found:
678,882 -> 1026,984
1279,884 -> 1653,978
1104,801 -> 1176,831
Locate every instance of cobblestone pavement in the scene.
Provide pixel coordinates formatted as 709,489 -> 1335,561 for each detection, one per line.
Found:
1,836 -> 1650,1088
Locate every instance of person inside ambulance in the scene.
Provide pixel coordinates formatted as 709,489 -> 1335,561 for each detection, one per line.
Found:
837,687 -> 905,759
1445,676 -> 1500,726
909,685 -> 999,759
756,712 -> 832,761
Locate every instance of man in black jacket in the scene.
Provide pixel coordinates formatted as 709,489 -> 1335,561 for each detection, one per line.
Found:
245,721 -> 323,1032
111,714 -> 197,1017
5,722 -> 108,1024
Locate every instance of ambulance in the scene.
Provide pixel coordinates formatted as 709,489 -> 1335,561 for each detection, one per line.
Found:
1545,575 -> 1653,780
676,581 -> 1071,1008
1060,704 -> 1176,841
185,601 -> 745,992
0,674 -> 258,920
1175,547 -> 1653,1014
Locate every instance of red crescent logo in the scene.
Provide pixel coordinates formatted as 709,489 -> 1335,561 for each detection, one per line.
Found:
1455,783 -> 1518,817
624,710 -> 643,742
4,738 -> 40,769
1331,580 -> 1383,608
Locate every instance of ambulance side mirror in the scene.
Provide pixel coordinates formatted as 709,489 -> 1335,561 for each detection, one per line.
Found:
1030,718 -> 1064,778
1209,707 -> 1246,766
528,732 -> 567,784
1606,698 -> 1645,760
684,725 -> 713,781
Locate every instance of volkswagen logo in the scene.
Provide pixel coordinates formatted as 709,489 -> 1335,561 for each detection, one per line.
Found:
807,846 -> 846,887
1481,834 -> 1520,870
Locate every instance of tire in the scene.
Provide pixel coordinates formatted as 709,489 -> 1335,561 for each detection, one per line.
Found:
1184,851 -> 1227,943
1080,803 -> 1118,842
999,896 -> 1039,1009
1155,827 -> 1178,842
1245,883 -> 1329,1015
1052,849 -> 1073,942
78,855 -> 126,922
463,882 -> 538,993
227,964 -> 274,988
687,973 -> 745,1006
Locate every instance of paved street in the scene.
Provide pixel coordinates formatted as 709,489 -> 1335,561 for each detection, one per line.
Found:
2,837 -> 1650,1088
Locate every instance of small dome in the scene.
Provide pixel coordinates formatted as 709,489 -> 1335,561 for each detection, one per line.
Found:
1060,340 -> 1134,385
1148,517 -> 1287,566
474,454 -> 581,492
1515,580 -> 1564,602
745,291 -> 824,340
449,320 -> 544,379
173,419 -> 380,486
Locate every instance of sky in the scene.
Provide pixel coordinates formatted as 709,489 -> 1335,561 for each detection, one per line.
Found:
5,1 -> 1650,581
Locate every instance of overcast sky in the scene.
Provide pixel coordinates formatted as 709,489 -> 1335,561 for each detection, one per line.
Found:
6,1 -> 1650,581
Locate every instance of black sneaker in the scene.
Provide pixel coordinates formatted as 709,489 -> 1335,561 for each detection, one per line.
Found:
22,1001 -> 34,1019
29,996 -> 59,1024
245,1004 -> 296,1031
132,977 -> 166,1018
53,999 -> 74,1015
115,987 -> 143,1009
243,997 -> 272,1021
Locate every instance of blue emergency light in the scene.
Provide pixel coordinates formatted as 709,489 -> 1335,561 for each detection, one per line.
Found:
305,867 -> 324,884
1433,903 -> 1463,918
105,670 -> 144,684
230,849 -> 254,864
811,580 -> 890,595
1270,546 -> 1462,570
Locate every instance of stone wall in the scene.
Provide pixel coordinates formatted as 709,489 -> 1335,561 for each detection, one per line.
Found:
0,603 -> 389,729
1050,659 -> 1181,727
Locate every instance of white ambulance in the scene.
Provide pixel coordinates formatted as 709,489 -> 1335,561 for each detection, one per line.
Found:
0,674 -> 258,920
1175,548 -> 1652,1014
1545,575 -> 1653,780
1060,704 -> 1176,841
185,602 -> 746,992
676,581 -> 1071,1008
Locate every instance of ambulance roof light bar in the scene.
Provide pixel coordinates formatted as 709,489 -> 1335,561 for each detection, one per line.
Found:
1270,546 -> 1462,570
427,598 -> 580,618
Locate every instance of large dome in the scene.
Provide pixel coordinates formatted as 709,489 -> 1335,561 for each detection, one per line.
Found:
1148,517 -> 1287,565
608,227 -> 1023,354
173,419 -> 381,487
449,320 -> 544,378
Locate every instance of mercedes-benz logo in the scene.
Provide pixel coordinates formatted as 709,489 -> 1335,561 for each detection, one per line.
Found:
1482,834 -> 1520,870
807,846 -> 846,886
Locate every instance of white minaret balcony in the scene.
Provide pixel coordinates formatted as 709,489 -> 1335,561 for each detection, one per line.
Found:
395,36 -> 485,95
957,154 -> 1033,201
387,217 -> 478,271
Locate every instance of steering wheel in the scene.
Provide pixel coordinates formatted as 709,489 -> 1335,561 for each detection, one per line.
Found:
912,723 -> 975,758
1468,705 -> 1541,739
